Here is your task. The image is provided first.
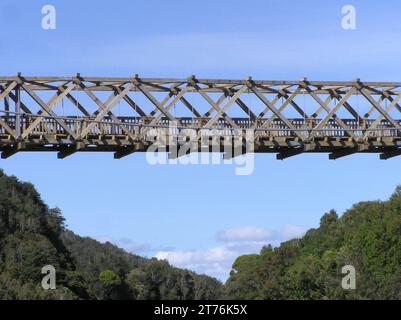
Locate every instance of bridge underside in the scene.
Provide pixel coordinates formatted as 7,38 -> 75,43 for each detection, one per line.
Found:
1,75 -> 401,160
1,142 -> 401,160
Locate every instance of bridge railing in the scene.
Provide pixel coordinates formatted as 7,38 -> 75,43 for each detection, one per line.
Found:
0,115 -> 400,139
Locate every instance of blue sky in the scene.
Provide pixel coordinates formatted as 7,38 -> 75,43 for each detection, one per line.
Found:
1,0 -> 401,280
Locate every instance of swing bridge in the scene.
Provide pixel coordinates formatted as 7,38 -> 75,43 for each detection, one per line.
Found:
1,74 -> 401,160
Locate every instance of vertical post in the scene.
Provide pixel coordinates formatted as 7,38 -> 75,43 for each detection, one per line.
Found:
4,95 -> 9,116
15,85 -> 21,140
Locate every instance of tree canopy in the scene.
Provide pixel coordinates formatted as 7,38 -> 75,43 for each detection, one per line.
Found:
225,190 -> 401,299
0,170 -> 222,300
0,168 -> 400,300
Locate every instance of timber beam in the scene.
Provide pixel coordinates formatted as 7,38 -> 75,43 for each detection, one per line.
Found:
276,148 -> 305,160
328,144 -> 368,160
380,149 -> 401,160
114,142 -> 145,159
1,142 -> 26,159
57,142 -> 85,159
276,143 -> 315,160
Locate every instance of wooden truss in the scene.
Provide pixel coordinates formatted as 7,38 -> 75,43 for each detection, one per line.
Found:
1,74 -> 401,159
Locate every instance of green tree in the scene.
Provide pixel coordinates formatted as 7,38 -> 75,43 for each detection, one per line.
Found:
99,270 -> 122,299
226,187 -> 401,300
126,268 -> 145,299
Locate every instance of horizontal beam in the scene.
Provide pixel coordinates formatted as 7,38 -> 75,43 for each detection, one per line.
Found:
1,142 -> 26,159
57,142 -> 85,159
380,149 -> 401,160
114,142 -> 145,159
276,148 -> 305,160
0,76 -> 400,86
328,145 -> 368,160
329,148 -> 358,160
2,76 -> 401,94
276,143 -> 316,160
0,139 -> 398,159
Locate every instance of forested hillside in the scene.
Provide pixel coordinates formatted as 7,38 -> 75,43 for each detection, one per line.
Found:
226,188 -> 401,299
0,170 -> 222,299
1,168 -> 400,300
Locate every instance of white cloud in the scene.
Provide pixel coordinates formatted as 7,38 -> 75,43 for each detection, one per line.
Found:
94,224 -> 307,281
156,246 -> 236,265
156,224 -> 308,280
156,245 -> 240,279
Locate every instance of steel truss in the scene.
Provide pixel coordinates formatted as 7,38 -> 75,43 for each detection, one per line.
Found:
1,74 -> 401,160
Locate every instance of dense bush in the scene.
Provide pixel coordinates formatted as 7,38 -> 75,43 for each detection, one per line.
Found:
0,170 -> 222,300
225,189 -> 401,299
